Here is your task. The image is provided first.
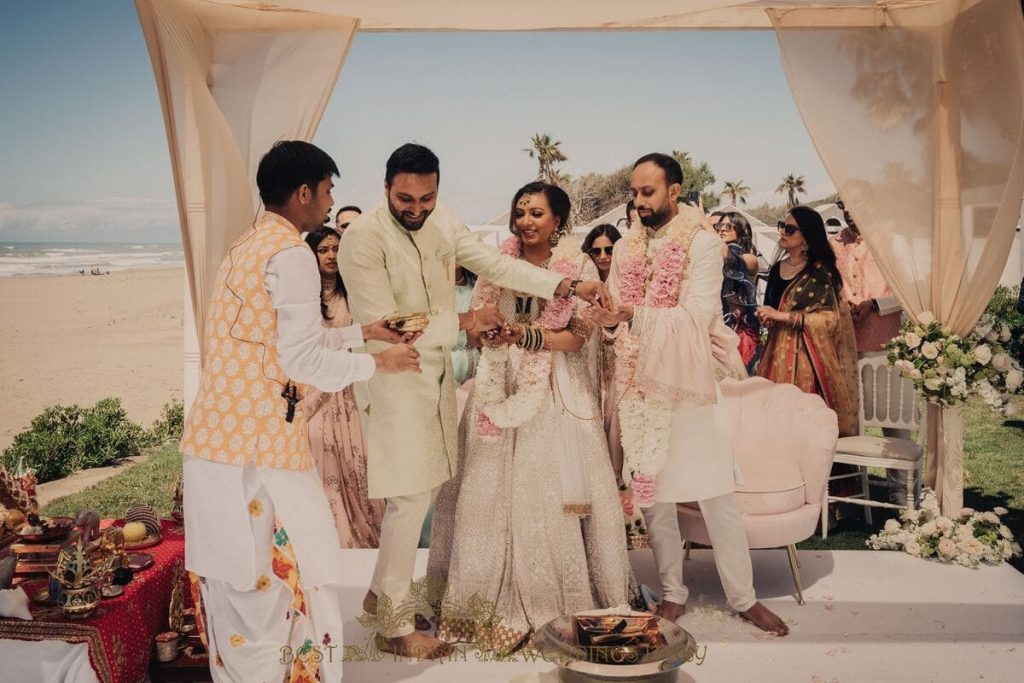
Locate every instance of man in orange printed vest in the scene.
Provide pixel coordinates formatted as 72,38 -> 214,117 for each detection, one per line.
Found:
179,141 -> 420,682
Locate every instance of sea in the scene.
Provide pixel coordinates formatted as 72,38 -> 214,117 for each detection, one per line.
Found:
0,242 -> 184,278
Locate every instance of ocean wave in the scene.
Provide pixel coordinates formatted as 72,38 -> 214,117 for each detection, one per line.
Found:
0,244 -> 184,277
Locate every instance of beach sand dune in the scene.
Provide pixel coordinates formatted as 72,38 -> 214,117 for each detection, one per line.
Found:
0,268 -> 184,451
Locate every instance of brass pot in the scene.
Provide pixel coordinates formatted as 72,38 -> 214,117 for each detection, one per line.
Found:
61,582 -> 101,619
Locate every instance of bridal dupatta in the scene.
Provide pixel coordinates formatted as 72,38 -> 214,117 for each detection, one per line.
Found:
758,262 -> 859,436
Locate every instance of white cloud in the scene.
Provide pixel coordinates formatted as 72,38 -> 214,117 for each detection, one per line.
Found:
0,198 -> 179,242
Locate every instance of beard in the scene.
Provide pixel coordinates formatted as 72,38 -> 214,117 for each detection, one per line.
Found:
639,205 -> 672,228
388,198 -> 431,231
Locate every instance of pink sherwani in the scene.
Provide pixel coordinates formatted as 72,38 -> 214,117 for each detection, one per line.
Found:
831,230 -> 902,354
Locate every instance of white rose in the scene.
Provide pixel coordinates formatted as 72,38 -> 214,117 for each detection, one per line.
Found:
903,508 -> 922,522
1007,369 -> 1023,392
920,520 -> 938,536
985,330 -> 999,343
962,538 -> 985,557
992,353 -> 1012,373
982,512 -> 1001,525
904,332 -> 922,350
923,378 -> 942,392
917,311 -> 936,326
994,506 -> 1009,516
999,525 -> 1013,539
921,341 -> 939,360
904,539 -> 922,556
934,517 -> 954,535
1000,324 -> 1011,342
956,524 -> 976,542
973,344 -> 993,365
884,518 -> 902,533
909,368 -> 922,380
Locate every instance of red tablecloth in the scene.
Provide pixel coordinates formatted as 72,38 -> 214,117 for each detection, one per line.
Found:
0,518 -> 185,683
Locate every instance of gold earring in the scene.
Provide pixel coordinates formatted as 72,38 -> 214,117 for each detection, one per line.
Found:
548,231 -> 560,247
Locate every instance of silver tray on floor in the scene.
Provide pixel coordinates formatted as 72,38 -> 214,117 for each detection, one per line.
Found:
534,613 -> 697,681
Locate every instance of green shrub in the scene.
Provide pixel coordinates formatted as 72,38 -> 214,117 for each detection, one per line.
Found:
1,398 -> 149,484
984,285 -> 1024,362
146,399 -> 184,445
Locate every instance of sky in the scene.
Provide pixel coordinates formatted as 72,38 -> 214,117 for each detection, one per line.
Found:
0,2 -> 834,243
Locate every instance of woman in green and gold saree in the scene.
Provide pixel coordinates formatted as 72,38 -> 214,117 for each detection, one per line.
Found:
756,206 -> 859,436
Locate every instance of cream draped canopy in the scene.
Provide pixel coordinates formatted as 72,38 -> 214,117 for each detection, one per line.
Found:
134,0 -> 1024,513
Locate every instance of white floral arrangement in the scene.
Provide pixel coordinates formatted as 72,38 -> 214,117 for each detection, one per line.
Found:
867,489 -> 1021,568
887,311 -> 1023,414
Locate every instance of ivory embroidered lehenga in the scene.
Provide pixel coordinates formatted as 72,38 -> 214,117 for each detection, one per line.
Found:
304,289 -> 386,548
427,236 -> 631,654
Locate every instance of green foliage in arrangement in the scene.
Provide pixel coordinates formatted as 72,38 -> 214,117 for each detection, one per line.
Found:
1,397 -> 182,484
984,285 -> 1024,363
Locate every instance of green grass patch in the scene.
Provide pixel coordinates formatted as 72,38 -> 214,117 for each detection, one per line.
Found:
798,398 -> 1024,571
42,443 -> 182,519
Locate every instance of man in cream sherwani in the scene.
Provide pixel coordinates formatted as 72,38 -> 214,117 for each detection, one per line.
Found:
588,153 -> 788,637
339,143 -> 612,658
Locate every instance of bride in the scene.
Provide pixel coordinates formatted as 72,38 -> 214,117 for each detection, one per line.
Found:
427,181 -> 632,654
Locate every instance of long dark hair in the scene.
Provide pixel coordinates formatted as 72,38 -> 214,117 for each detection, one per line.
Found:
724,211 -> 757,256
508,181 -> 571,238
582,223 -> 622,254
785,206 -> 843,291
305,227 -> 346,320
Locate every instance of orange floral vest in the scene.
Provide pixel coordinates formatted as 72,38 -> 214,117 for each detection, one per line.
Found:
179,214 -> 313,471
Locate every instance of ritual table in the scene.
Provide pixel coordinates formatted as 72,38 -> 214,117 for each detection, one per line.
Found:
0,519 -> 184,683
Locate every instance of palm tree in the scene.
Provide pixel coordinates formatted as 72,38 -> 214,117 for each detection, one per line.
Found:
722,180 -> 751,206
775,174 -> 807,208
522,133 -> 568,185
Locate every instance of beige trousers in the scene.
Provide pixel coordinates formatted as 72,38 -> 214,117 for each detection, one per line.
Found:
370,487 -> 438,637
642,493 -> 757,613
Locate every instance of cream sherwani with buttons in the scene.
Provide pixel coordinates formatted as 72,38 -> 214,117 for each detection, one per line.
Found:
339,200 -> 563,636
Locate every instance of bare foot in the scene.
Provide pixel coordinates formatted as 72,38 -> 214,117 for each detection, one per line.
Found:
654,599 -> 686,621
363,590 -> 432,631
740,602 -> 789,636
375,632 -> 453,659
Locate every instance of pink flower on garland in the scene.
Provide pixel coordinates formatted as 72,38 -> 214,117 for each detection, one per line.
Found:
649,243 -> 685,307
500,236 -> 522,258
476,409 -> 501,439
618,255 -> 647,306
631,473 -> 657,508
537,258 -> 577,331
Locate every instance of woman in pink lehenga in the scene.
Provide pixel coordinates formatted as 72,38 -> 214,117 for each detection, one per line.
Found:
304,227 -> 385,548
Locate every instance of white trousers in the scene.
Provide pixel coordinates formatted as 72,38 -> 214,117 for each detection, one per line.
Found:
370,487 -> 437,637
197,472 -> 345,683
642,493 -> 756,613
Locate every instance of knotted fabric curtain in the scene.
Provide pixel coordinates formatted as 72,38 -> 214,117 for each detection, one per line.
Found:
771,0 -> 1024,513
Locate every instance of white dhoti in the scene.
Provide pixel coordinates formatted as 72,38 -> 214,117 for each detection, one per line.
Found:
183,458 -> 346,682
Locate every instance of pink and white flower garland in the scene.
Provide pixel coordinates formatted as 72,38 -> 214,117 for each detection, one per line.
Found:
615,219 -> 694,506
474,236 -> 579,437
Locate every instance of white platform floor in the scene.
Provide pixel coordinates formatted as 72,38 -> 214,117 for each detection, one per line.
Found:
336,548 -> 1024,683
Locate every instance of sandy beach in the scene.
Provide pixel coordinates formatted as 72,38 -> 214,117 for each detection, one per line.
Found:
0,268 -> 184,451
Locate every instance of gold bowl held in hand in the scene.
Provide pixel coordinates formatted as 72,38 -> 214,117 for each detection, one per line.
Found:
385,312 -> 430,333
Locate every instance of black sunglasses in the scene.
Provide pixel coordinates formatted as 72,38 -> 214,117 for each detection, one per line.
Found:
588,246 -> 614,257
836,200 -> 845,210
777,221 -> 800,236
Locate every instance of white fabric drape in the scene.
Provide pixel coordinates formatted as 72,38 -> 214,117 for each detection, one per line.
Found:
134,0 -> 358,353
771,0 -> 1024,513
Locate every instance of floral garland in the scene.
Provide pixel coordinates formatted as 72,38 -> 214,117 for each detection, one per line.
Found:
474,235 -> 580,438
615,214 -> 700,506
867,489 -> 1021,568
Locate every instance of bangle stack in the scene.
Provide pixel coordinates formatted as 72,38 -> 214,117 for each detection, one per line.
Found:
516,325 -> 546,351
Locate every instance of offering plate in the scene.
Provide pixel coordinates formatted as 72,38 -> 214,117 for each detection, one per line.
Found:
385,312 -> 430,333
534,612 -> 697,682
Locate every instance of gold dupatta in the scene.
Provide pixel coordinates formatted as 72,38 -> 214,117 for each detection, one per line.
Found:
758,262 -> 859,436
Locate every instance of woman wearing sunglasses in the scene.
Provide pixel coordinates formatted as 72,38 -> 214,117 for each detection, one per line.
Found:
581,223 -> 622,282
755,206 -> 859,437
716,212 -> 762,373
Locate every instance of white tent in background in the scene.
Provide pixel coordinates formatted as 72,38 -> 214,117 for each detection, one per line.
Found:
584,202 -> 629,231
135,0 -> 1024,514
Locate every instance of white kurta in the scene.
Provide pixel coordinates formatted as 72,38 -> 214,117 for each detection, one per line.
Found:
339,201 -> 564,499
608,225 -> 739,503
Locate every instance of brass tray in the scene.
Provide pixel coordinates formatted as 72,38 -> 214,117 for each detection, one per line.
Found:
385,312 -> 429,333
123,531 -> 161,551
